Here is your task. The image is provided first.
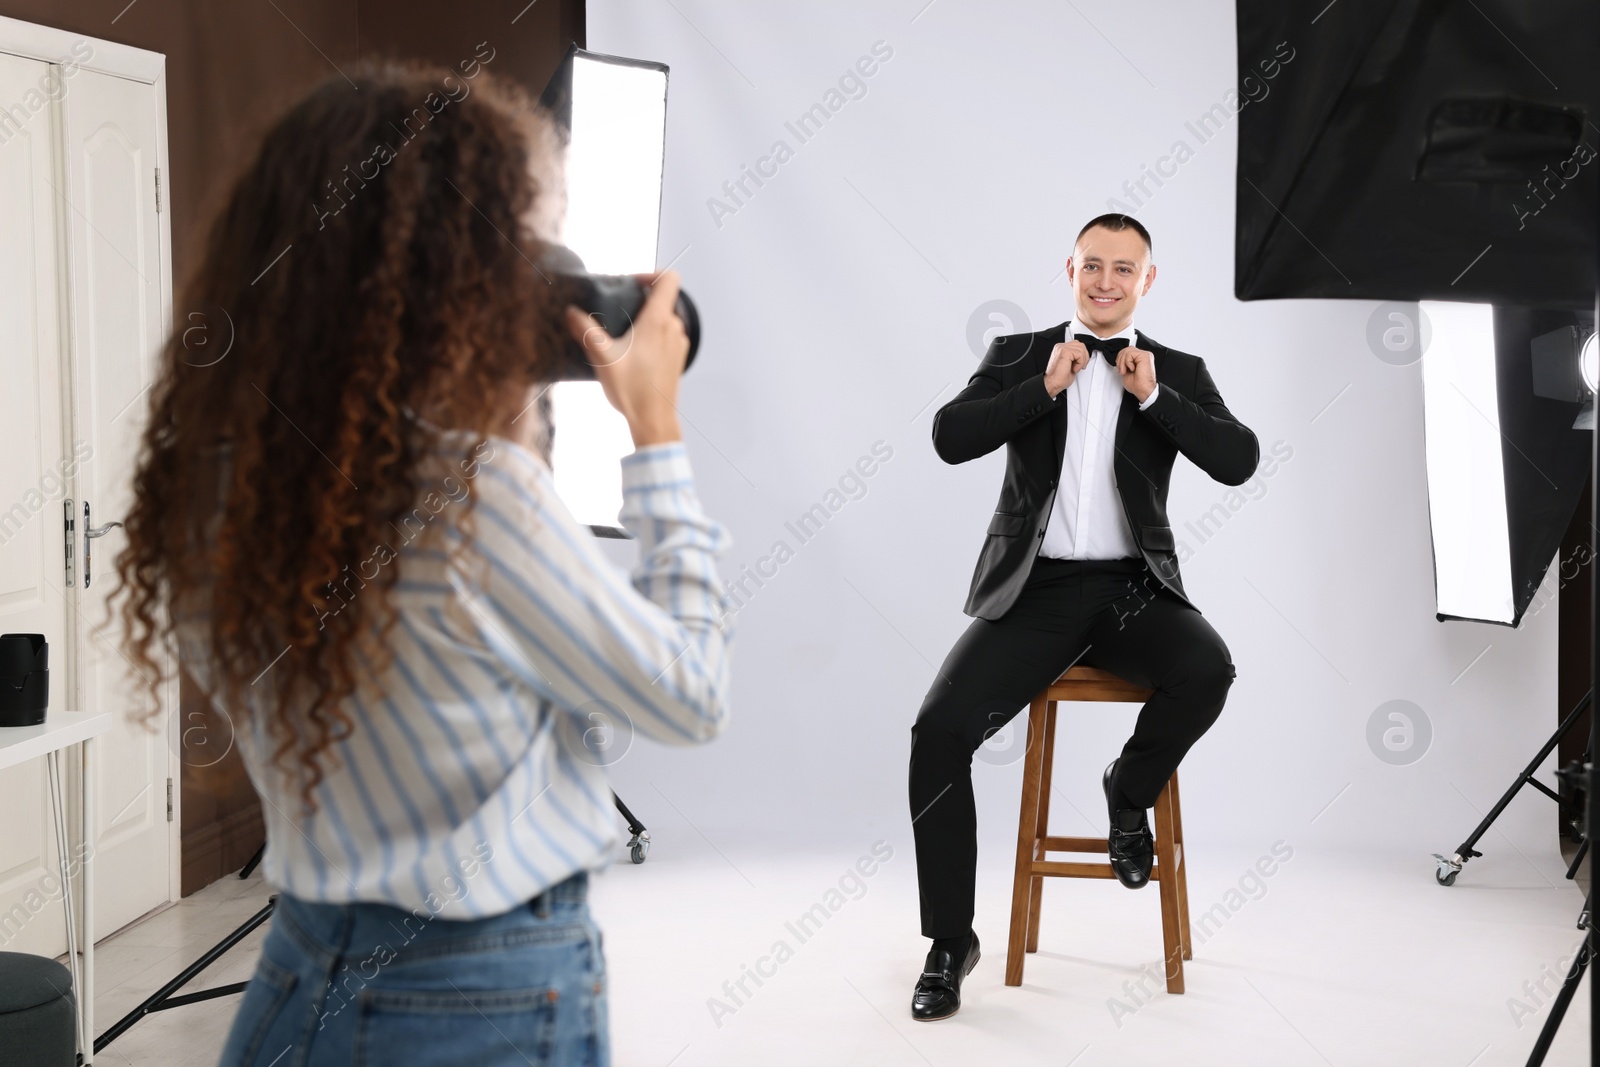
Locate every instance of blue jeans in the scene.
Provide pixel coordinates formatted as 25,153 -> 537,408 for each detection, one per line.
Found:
219,872 -> 609,1067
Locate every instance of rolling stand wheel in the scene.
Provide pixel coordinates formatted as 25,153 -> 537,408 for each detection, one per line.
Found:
614,792 -> 650,864
1432,852 -> 1464,886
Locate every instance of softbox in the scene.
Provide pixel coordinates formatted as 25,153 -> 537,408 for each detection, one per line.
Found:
538,46 -> 672,533
1421,304 -> 1594,626
1234,0 -> 1597,309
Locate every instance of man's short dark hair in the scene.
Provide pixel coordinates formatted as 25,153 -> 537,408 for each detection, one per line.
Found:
1075,213 -> 1152,256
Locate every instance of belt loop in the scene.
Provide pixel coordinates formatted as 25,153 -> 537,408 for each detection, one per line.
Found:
531,888 -> 551,919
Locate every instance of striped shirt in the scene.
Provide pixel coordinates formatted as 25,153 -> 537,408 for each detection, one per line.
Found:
178,435 -> 734,918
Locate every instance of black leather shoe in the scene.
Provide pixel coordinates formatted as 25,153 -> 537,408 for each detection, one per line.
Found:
1103,761 -> 1153,890
911,930 -> 980,1021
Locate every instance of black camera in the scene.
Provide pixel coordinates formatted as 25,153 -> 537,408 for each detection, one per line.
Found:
543,245 -> 701,382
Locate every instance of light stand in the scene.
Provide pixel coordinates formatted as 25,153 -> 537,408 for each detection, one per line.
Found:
1524,891 -> 1593,1065
1432,690 -> 1591,887
1525,151 -> 1600,1067
1588,218 -> 1598,1066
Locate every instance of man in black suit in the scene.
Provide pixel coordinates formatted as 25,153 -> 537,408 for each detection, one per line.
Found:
907,214 -> 1259,1021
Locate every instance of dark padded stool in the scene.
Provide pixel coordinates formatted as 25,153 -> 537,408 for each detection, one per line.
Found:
0,951 -> 77,1066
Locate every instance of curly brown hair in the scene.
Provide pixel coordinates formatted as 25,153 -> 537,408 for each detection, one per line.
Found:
114,59 -> 566,809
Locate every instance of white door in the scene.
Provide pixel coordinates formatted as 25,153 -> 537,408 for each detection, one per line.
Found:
0,49 -> 73,959
60,65 -> 175,938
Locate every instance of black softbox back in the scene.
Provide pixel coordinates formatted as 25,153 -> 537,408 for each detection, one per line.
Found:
1491,307 -> 1594,626
1235,0 -> 1598,309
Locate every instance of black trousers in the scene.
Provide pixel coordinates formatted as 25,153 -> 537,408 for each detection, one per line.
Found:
908,555 -> 1235,939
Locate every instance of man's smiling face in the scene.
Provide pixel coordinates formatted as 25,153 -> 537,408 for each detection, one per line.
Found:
1067,225 -> 1156,336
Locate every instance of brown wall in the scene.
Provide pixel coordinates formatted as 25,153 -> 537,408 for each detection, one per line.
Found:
0,0 -> 582,895
0,0 -> 582,299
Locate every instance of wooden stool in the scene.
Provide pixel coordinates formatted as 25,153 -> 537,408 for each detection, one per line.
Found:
1004,666 -> 1192,992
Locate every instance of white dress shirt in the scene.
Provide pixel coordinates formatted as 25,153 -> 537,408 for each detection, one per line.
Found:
1038,318 -> 1161,560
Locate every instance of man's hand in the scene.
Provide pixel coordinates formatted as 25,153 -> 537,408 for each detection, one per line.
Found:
1116,345 -> 1157,404
1044,340 -> 1090,398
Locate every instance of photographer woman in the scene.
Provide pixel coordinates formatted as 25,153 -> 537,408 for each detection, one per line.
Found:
114,60 -> 732,1066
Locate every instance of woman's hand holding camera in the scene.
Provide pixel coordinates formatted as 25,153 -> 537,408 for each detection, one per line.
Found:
565,270 -> 688,448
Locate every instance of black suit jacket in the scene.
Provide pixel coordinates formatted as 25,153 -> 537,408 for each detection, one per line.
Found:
932,322 -> 1259,619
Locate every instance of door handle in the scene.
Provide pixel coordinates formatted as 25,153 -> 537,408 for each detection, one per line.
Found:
82,501 -> 122,588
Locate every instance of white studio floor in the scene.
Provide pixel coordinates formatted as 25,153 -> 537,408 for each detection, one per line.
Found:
87,831 -> 1590,1067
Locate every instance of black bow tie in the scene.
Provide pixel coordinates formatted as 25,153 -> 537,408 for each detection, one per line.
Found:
1074,333 -> 1132,365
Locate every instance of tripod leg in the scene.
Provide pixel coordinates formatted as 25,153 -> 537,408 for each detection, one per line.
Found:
95,897 -> 277,1054
1441,690 -> 1592,882
1524,938 -> 1589,1067
612,792 -> 646,835
1564,837 -> 1588,882
239,843 -> 265,880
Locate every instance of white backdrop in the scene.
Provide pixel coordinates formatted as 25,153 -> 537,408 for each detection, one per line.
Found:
586,0 -> 1563,871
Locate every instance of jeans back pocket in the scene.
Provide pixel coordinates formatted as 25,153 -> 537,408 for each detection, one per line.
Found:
353,985 -> 558,1067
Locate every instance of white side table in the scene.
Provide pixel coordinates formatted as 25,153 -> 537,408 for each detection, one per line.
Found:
0,711 -> 112,1064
